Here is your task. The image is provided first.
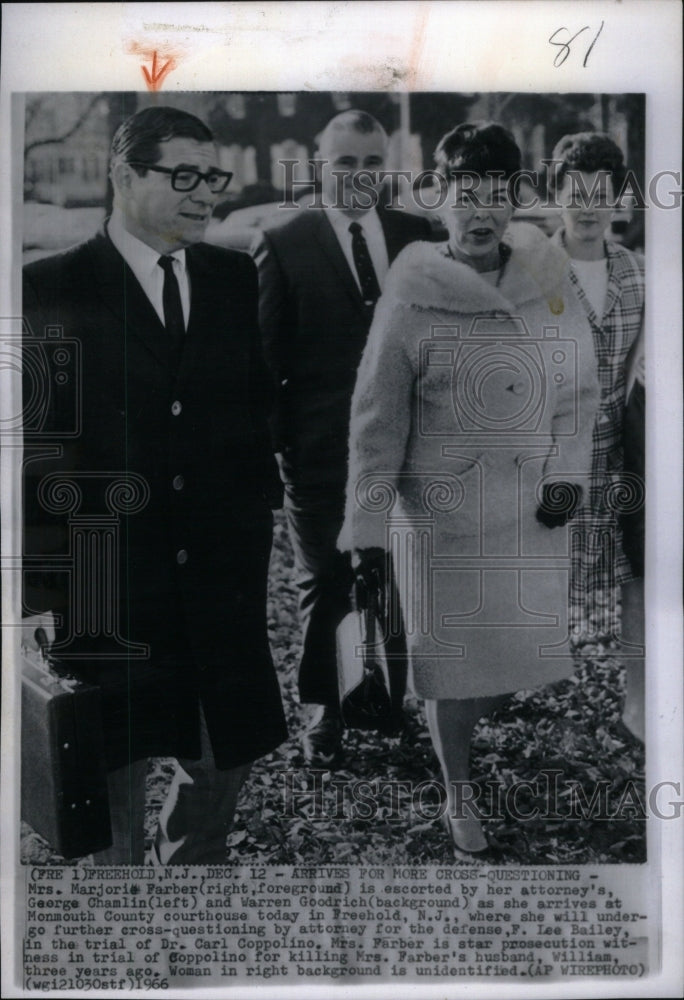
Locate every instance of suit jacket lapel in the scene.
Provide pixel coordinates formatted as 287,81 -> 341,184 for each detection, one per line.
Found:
89,230 -> 173,368
378,206 -> 408,265
602,244 -> 623,322
312,211 -> 365,314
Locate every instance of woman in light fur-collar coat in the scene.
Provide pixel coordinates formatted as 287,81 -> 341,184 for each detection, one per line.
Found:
338,123 -> 600,855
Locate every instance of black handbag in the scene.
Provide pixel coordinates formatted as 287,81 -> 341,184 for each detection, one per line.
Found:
336,582 -> 401,735
21,647 -> 112,859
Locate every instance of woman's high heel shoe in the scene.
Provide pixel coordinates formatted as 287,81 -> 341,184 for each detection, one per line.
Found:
442,811 -> 489,855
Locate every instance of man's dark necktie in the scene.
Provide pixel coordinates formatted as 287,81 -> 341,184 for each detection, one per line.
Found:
349,221 -> 381,310
158,255 -> 185,360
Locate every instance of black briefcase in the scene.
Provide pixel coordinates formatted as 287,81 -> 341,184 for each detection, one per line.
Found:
21,649 -> 112,859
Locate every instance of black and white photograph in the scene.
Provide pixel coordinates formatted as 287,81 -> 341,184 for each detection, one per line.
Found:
1,2 -> 682,998
17,86 -> 650,865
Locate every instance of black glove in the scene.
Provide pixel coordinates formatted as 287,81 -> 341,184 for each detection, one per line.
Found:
351,547 -> 388,611
536,482 -> 583,529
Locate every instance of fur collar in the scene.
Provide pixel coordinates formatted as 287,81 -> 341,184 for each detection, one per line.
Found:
384,222 -> 569,316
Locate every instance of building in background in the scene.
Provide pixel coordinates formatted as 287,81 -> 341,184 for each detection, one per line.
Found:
22,91 -> 645,255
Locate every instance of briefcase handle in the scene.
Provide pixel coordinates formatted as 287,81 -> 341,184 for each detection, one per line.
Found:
30,627 -> 74,682
34,627 -> 50,657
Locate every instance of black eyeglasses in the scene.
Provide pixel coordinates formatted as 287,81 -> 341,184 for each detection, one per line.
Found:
128,162 -> 233,193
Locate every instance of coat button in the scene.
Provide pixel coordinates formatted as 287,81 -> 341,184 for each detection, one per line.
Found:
176,549 -> 188,565
172,474 -> 185,491
171,400 -> 182,416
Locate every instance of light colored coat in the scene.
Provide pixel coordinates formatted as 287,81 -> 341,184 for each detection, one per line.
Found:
339,224 -> 600,698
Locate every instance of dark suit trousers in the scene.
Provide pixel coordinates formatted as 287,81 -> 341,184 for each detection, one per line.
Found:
91,704 -> 251,865
284,480 -> 408,715
284,482 -> 352,707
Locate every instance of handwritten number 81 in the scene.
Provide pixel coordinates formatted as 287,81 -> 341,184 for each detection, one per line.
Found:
549,21 -> 604,68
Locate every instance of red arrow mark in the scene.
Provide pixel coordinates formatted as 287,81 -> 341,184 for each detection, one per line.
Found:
141,50 -> 177,92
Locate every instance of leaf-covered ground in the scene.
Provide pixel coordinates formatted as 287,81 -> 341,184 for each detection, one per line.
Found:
21,512 -> 646,867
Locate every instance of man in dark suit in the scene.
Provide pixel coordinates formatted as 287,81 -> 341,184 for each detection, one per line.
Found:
254,110 -> 431,765
22,106 -> 287,864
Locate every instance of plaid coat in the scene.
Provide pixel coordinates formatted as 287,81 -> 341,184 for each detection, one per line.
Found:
551,231 -> 645,631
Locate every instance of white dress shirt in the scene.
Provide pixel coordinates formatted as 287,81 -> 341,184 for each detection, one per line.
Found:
325,208 -> 390,292
107,210 -> 190,329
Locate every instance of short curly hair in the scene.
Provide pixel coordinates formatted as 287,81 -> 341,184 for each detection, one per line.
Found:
434,121 -> 521,180
548,132 -> 626,195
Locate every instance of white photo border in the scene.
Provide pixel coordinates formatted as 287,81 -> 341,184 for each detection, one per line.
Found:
1,3 -> 682,998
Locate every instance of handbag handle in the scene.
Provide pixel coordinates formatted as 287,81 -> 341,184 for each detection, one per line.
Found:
362,567 -> 384,667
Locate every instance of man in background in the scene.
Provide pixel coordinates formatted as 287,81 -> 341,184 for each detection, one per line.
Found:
254,110 -> 431,766
23,106 -> 287,864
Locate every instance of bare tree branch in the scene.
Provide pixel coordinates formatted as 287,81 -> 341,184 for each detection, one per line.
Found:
24,93 -> 105,159
24,97 -> 45,133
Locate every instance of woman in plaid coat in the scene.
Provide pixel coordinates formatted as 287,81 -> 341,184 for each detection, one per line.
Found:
548,133 -> 645,641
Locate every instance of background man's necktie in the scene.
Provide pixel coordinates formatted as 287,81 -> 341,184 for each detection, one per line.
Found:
349,221 -> 381,309
158,255 -> 185,360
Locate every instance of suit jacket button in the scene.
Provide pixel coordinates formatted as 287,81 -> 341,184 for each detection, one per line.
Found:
172,474 -> 185,491
171,400 -> 182,416
176,549 -> 188,565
